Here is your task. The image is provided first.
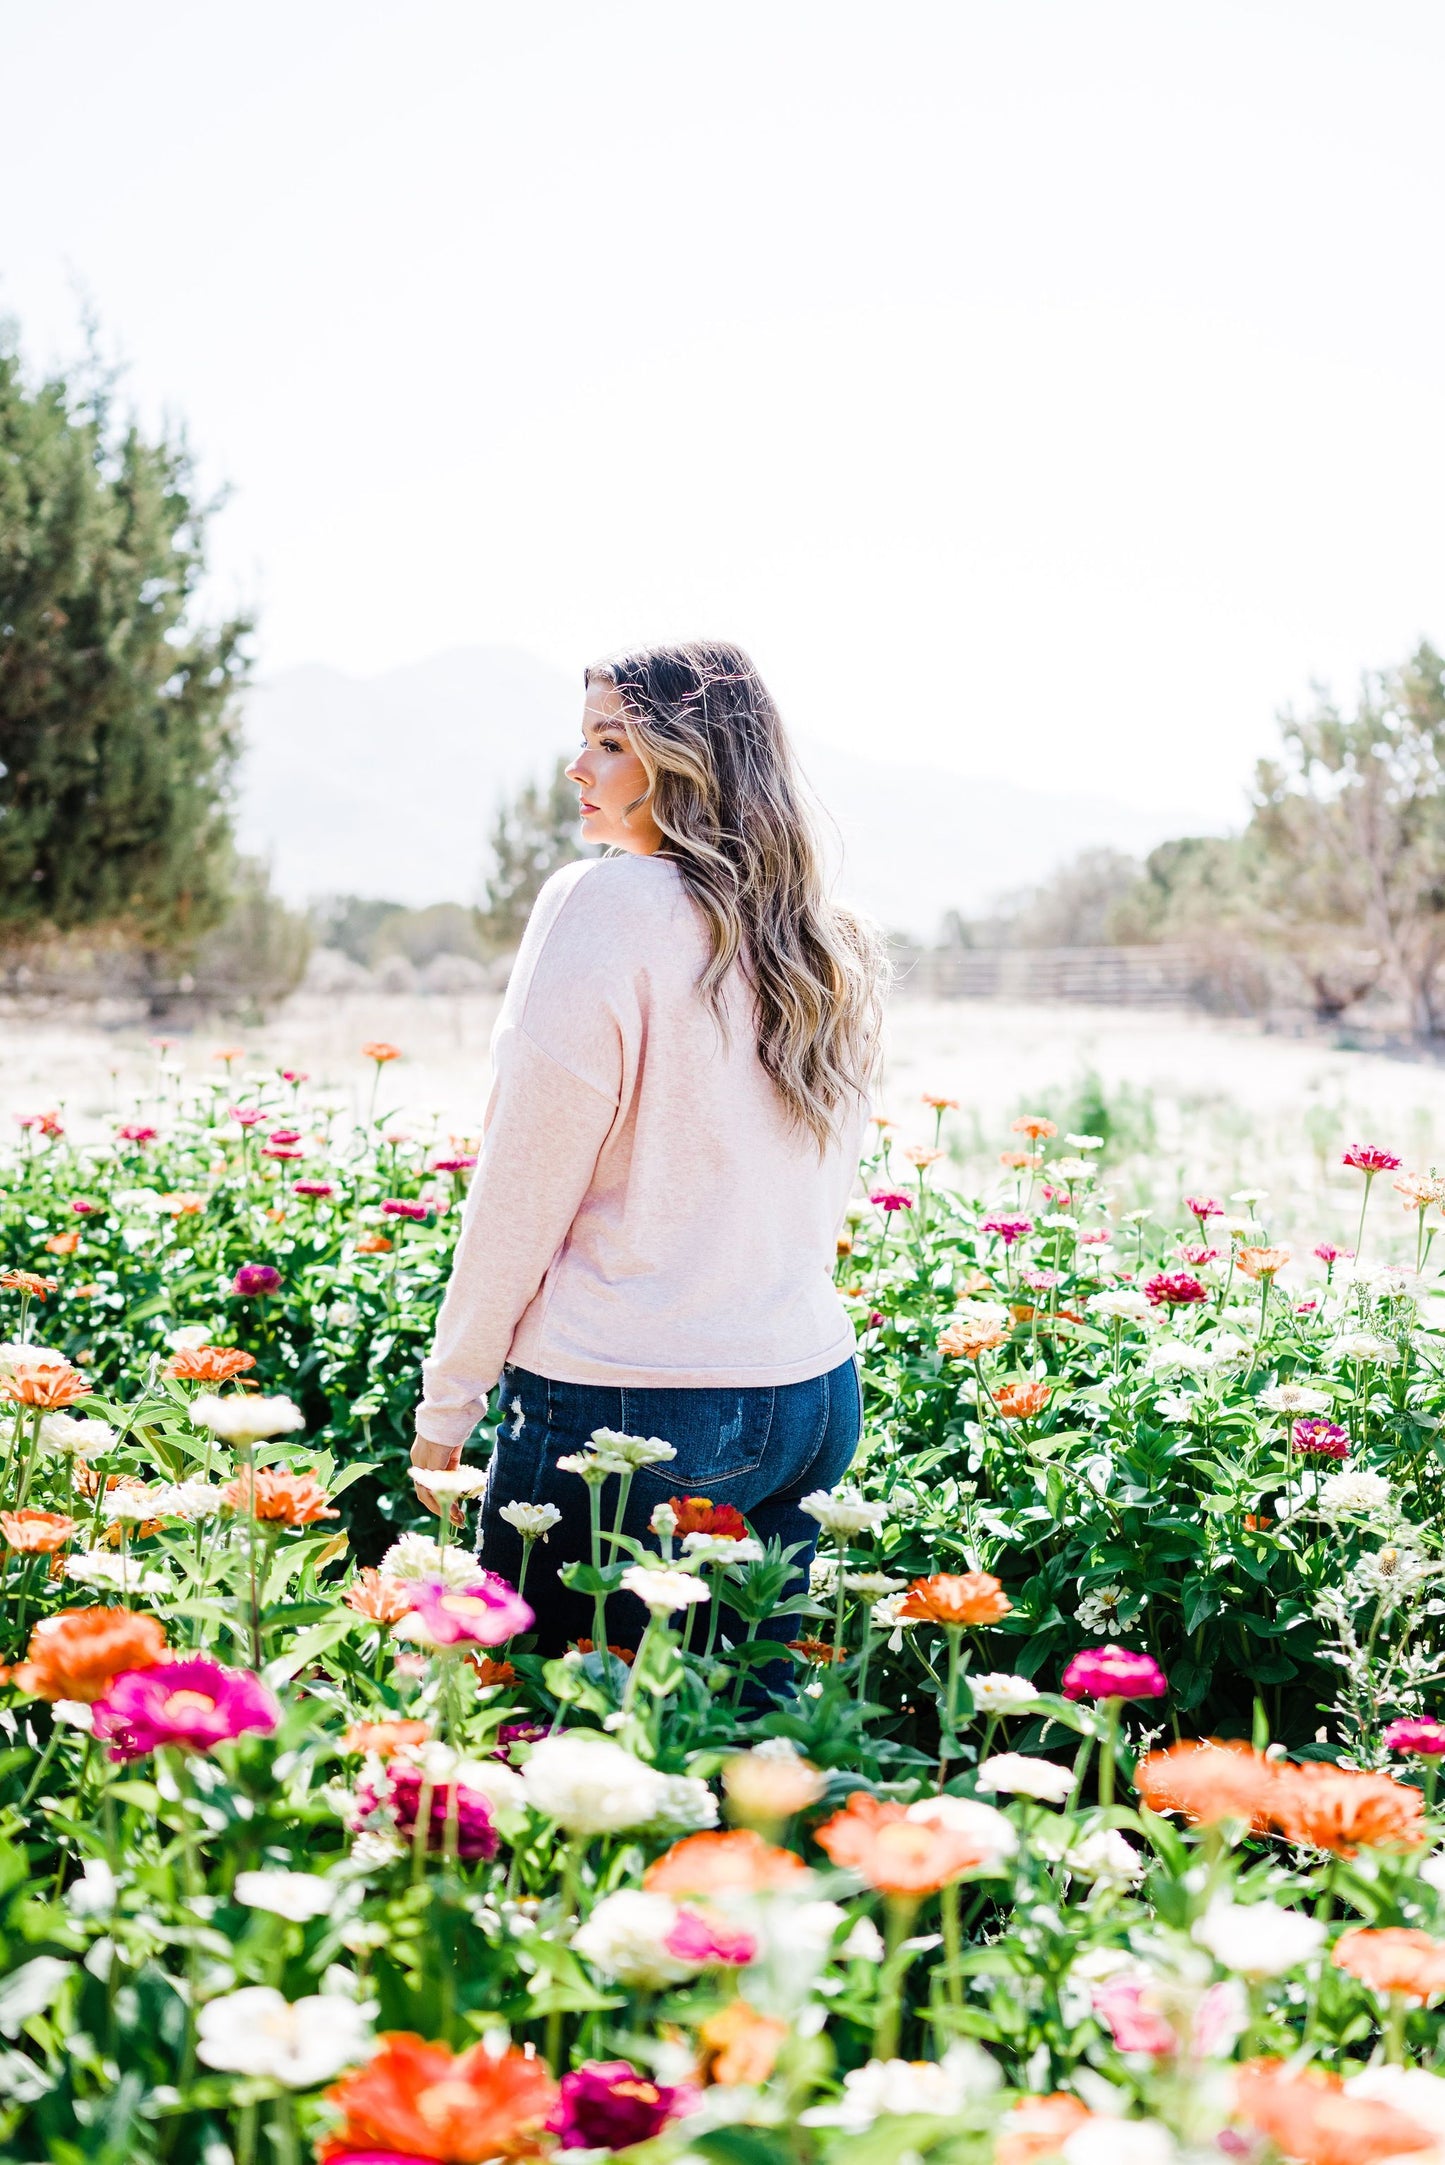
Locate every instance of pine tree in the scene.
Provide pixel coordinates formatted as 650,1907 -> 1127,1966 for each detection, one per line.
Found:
475,756 -> 590,952
0,327 -> 251,949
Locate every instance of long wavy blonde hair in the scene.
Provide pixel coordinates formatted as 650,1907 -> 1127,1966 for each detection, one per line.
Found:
585,640 -> 887,1148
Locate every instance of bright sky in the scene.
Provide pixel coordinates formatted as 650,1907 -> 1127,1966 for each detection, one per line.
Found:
5,0 -> 1445,826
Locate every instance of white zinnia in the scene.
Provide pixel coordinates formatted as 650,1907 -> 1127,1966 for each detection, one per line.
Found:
101,1486 -> 161,1525
191,1394 -> 306,1442
38,1414 -> 115,1459
378,1532 -> 484,1591
800,1488 -> 888,1537
1065,2121 -> 1176,2165
195,1986 -> 370,2086
1318,1469 -> 1393,1517
64,1551 -> 172,1594
1329,1332 -> 1401,1367
499,1500 -> 563,1541
1345,2067 -> 1445,2138
1075,1586 -> 1128,1636
1066,1133 -> 1104,1151
1090,1291 -> 1153,1325
166,1324 -> 213,1352
572,1890 -> 696,1987
1192,1900 -> 1325,1977
621,1565 -> 711,1614
148,1479 -> 226,1522
646,1773 -> 721,1835
233,1869 -> 339,1922
518,1733 -> 669,1835
0,1342 -> 69,1380
906,1795 -> 1017,1868
800,2041 -> 1001,2128
681,1532 -> 765,1568
587,1428 -> 677,1468
968,1672 -> 1040,1714
65,1859 -> 118,1917
407,1464 -> 490,1500
1064,1829 -> 1146,1887
976,1753 -> 1074,1802
1257,1384 -> 1333,1415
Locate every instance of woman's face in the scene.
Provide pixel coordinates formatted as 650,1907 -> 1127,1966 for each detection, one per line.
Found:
566,681 -> 663,855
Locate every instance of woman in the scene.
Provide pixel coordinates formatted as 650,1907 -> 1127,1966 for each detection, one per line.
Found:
410,640 -> 886,1656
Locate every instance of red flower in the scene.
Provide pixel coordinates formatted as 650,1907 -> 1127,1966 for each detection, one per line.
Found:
1342,1145 -> 1402,1174
321,2034 -> 554,2163
116,1123 -> 157,1145
1182,1194 -> 1223,1221
1293,1418 -> 1349,1460
669,1496 -> 749,1539
1144,1271 -> 1208,1307
294,1180 -> 336,1198
548,2061 -> 698,2151
1062,1646 -> 1168,1701
381,1198 -> 429,1221
982,1217 -> 1033,1246
869,1189 -> 914,1212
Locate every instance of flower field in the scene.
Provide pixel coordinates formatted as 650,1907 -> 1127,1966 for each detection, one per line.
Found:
5,1052 -> 1445,2163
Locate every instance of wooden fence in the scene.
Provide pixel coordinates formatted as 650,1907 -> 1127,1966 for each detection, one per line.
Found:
888,945 -> 1202,1005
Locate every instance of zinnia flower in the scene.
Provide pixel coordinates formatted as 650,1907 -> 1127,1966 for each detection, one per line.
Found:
293,1180 -> 336,1199
381,1197 -> 429,1221
343,1718 -> 432,1757
321,2034 -> 554,2161
1,1509 -> 76,1553
1011,1115 -> 1057,1140
721,1750 -> 827,1824
1134,1739 -> 1277,1829
664,1908 -> 757,1967
12,1606 -> 168,1703
396,1574 -> 534,1647
698,2000 -> 787,2087
1332,1927 -> 1445,2002
1236,1245 -> 1291,1280
869,1189 -> 914,1212
814,1791 -> 993,1893
231,1263 -> 281,1297
3,1362 -> 89,1409
1268,1762 -> 1426,1854
938,1323 -> 1007,1359
1143,1272 -> 1208,1307
668,1495 -> 749,1539
353,1764 -> 498,1859
518,1733 -> 670,1835
1062,1646 -> 1167,1701
165,1346 -> 256,1383
997,2093 -> 1092,2165
197,1985 -> 370,2086
645,1828 -> 809,1897
982,1216 -> 1032,1246
361,1041 -> 402,1063
344,1568 -> 415,1624
1294,1417 -> 1350,1459
899,1571 -> 1012,1626
1384,1716 -> 1445,1757
992,1380 -> 1050,1420
1342,1145 -> 1403,1173
221,1467 -> 338,1526
91,1655 -> 280,1759
1183,1195 -> 1224,1222
1234,2058 -> 1435,2165
548,2061 -> 699,2150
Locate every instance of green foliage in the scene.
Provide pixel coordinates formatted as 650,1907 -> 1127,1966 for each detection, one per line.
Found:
475,755 -> 592,954
0,326 -> 252,949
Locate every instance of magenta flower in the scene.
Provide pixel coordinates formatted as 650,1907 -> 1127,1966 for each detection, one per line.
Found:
267,1128 -> 302,1146
405,1574 -> 534,1647
294,1180 -> 336,1198
664,1907 -> 757,1968
381,1198 -> 430,1221
1383,1717 -> 1445,1757
1092,1978 -> 1177,2055
1182,1194 -> 1223,1222
982,1216 -> 1032,1246
91,1656 -> 280,1761
432,1155 -> 477,1174
1314,1242 -> 1353,1265
232,1263 -> 281,1297
280,1069 -> 308,1085
117,1123 -> 157,1145
230,1106 -> 264,1128
492,1720 -> 547,1761
71,1199 -> 101,1216
1062,1646 -> 1168,1702
1342,1145 -> 1402,1174
1178,1245 -> 1221,1268
1019,1267 -> 1062,1291
869,1189 -> 914,1213
1144,1271 -> 1207,1307
547,2062 -> 700,2151
354,1764 -> 497,1859
1292,1417 -> 1349,1460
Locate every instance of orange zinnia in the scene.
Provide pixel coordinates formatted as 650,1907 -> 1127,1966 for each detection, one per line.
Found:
164,1346 -> 256,1383
1,1509 -> 76,1554
1270,1763 -> 1427,1855
44,1232 -> 80,1256
998,1151 -> 1042,1171
1332,1927 -> 1445,2002
1135,1739 -> 1279,1831
572,1638 -> 635,1666
814,1791 -> 990,1894
13,1606 -> 168,1702
1234,2059 -> 1435,2165
938,1324 -> 1006,1360
343,1568 -> 414,1623
899,1571 -> 1012,1627
343,1718 -> 432,1758
320,2033 -> 555,2162
668,1495 -> 749,1539
645,1828 -> 809,1898
992,1380 -> 1050,1420
996,2093 -> 1092,2165
1010,1116 -> 1057,1140
3,1364 -> 89,1409
787,1637 -> 841,1664
360,1041 -> 402,1064
222,1468 -> 338,1526
698,2001 -> 787,2087
0,1270 -> 59,1298
356,1233 -> 393,1254
1236,1245 -> 1291,1281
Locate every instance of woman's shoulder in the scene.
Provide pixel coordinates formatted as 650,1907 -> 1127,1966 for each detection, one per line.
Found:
532,854 -> 683,936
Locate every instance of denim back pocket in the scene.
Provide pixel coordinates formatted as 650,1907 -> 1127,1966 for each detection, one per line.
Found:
620,1384 -> 775,1490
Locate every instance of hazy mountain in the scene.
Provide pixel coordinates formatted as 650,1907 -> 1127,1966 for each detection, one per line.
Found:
236,648 -> 1206,938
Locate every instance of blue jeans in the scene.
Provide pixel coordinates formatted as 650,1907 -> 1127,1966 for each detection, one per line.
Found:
475,1357 -> 862,1657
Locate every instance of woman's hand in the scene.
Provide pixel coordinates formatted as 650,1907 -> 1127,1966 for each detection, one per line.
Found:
410,1433 -> 464,1527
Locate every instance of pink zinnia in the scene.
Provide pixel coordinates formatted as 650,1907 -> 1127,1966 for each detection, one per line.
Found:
381,1198 -> 429,1221
117,1123 -> 157,1145
91,1655 -> 280,1761
354,1763 -> 497,1859
983,1216 -> 1032,1246
1342,1145 -> 1402,1174
230,1106 -> 264,1128
1093,1979 -> 1177,2055
262,1142 -> 305,1161
548,2062 -> 700,2151
1182,1195 -> 1223,1222
232,1263 -> 281,1297
71,1199 -> 101,1216
1143,1271 -> 1207,1307
869,1189 -> 914,1213
432,1155 -> 477,1174
1062,1645 -> 1168,1702
1019,1267 -> 1062,1291
1293,1417 -> 1349,1460
1383,1717 -> 1445,1757
1314,1243 -> 1352,1265
1179,1245 -> 1220,1268
294,1180 -> 336,1198
664,1907 -> 757,1968
405,1575 -> 534,1647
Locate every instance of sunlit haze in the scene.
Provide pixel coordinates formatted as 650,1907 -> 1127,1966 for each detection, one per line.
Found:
5,0 -> 1445,834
